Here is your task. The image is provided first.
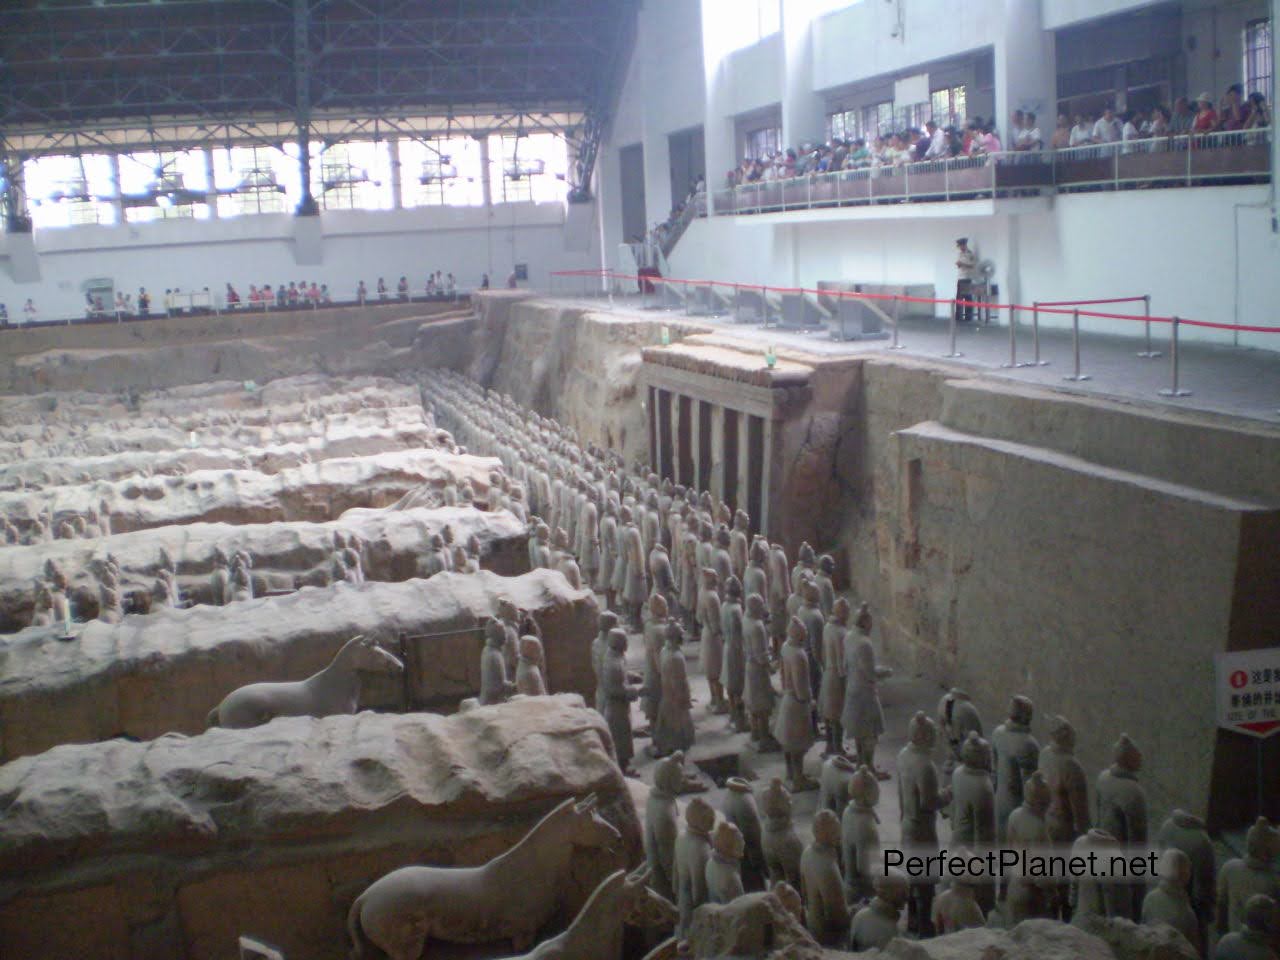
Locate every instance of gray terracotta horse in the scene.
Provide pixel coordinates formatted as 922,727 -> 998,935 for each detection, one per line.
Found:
206,635 -> 403,729
496,866 -> 676,960
347,795 -> 623,960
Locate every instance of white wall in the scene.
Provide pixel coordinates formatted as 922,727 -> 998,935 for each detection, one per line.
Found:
666,185 -> 1280,350
812,0 -> 1003,92
1041,0 -> 1165,30
0,202 -> 597,320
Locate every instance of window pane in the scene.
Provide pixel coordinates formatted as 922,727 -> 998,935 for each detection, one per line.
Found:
402,137 -> 485,208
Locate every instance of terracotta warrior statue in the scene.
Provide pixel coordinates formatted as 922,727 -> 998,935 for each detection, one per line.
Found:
1071,828 -> 1123,920
840,763 -> 881,904
98,581 -> 124,624
800,808 -> 850,947
842,603 -> 892,778
1095,733 -> 1148,921
1214,894 -> 1279,960
742,592 -> 779,750
930,850 -> 987,935
705,821 -> 746,906
515,635 -> 548,697
897,711 -> 949,935
696,568 -> 726,714
790,541 -> 816,595
722,777 -> 766,891
528,523 -> 552,572
553,527 -> 583,589
1004,771 -> 1055,925
1217,817 -> 1280,938
719,574 -> 747,731
674,796 -> 715,935
767,541 -> 790,647
1142,848 -> 1201,955
743,539 -> 770,614
653,621 -> 694,757
641,594 -> 669,732
815,554 -> 836,619
818,597 -> 851,758
478,619 -> 516,706
729,509 -> 750,580
1156,808 -> 1217,947
644,752 -> 684,902
760,778 -> 803,890
593,610 -> 619,714
991,695 -> 1040,842
938,688 -> 984,775
848,870 -> 909,952
950,732 -> 996,911
774,616 -> 817,792
1039,714 -> 1090,845
819,754 -> 857,819
601,627 -> 641,775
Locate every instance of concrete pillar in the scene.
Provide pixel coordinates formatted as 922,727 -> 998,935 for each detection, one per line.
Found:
668,388 -> 681,483
700,3 -> 738,215
388,138 -> 403,210
709,403 -> 726,500
203,148 -> 219,219
478,136 -> 493,207
760,418 -> 775,539
736,411 -> 750,514
781,0 -> 825,151
648,386 -> 657,472
994,0 -> 1056,144
108,154 -> 125,225
692,399 -> 704,490
1273,0 -> 1279,217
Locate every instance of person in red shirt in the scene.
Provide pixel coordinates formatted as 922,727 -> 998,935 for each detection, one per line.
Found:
1192,93 -> 1218,133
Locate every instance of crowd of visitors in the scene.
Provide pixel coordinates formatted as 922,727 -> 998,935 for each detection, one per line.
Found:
725,84 -> 1271,190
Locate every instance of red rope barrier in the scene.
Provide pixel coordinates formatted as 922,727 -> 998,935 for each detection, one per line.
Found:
547,270 -> 1278,334
1035,296 -> 1149,307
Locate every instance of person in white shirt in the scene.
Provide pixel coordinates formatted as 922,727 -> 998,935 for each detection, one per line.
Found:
1120,110 -> 1142,153
1092,106 -> 1121,144
1016,112 -> 1043,151
923,120 -> 949,160
1009,110 -> 1025,148
1069,114 -> 1094,147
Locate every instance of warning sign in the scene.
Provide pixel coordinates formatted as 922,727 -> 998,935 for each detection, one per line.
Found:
1215,648 -> 1280,738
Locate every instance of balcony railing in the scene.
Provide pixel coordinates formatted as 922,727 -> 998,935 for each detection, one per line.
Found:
712,128 -> 1272,215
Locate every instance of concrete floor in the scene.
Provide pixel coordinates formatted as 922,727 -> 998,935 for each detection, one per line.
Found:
552,294 -> 1280,426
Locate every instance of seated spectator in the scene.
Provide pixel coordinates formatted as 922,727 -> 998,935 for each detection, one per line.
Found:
1192,93 -> 1218,132
138,288 -> 150,315
1170,97 -> 1194,134
1050,114 -> 1071,149
981,123 -> 1003,154
357,279 -> 368,302
1069,114 -> 1094,147
1092,106 -> 1121,144
1148,105 -> 1171,138
962,119 -> 981,153
1009,110 -> 1025,148
846,139 -> 871,167
1120,110 -> 1142,151
1016,112 -> 1043,151
377,277 -> 388,300
287,281 -> 299,304
226,283 -> 241,307
248,284 -> 259,304
1243,92 -> 1271,129
397,276 -> 409,300
276,283 -> 288,307
320,284 -> 331,304
307,282 -> 320,303
1219,83 -> 1246,131
23,298 -> 37,320
924,120 -> 949,159
93,295 -> 105,315
782,148 -> 797,178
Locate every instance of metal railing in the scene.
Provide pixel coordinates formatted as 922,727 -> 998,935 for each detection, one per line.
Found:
713,129 -> 1272,214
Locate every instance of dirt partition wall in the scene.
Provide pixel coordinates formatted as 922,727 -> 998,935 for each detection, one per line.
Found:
0,697 -> 641,960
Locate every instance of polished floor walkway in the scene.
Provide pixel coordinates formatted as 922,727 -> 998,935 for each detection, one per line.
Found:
560,293 -> 1280,426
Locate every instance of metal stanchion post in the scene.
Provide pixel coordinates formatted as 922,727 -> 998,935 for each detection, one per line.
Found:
760,285 -> 768,326
1137,295 -> 1161,358
1063,309 -> 1091,381
734,284 -> 740,323
944,298 -> 963,358
1001,306 -> 1018,367
889,295 -> 905,349
684,281 -> 690,316
1158,316 -> 1191,397
1028,302 -> 1048,366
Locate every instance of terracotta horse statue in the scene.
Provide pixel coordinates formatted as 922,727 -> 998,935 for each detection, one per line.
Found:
347,795 -> 623,960
498,866 -> 677,960
206,635 -> 403,729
